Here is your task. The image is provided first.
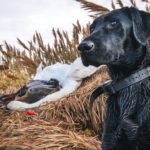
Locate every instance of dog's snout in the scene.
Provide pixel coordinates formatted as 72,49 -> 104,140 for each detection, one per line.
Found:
78,41 -> 94,52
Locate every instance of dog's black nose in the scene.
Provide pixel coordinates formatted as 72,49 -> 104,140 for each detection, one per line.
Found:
78,41 -> 94,52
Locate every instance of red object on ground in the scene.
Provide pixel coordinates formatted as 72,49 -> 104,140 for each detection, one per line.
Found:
26,110 -> 36,116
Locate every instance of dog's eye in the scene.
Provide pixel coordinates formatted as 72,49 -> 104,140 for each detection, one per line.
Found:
111,21 -> 117,26
108,20 -> 118,29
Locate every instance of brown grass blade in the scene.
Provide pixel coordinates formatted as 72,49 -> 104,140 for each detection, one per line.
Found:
76,0 -> 110,15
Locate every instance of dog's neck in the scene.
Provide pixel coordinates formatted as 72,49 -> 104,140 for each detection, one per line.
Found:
108,43 -> 150,81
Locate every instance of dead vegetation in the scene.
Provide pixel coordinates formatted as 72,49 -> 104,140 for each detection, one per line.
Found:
0,22 -> 89,74
0,0 -> 150,149
0,67 -> 109,150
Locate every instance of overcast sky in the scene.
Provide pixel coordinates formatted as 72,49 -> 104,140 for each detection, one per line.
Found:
0,0 -> 149,47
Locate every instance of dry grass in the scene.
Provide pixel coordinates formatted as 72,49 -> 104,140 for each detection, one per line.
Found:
0,21 -> 89,74
0,67 -> 109,150
0,69 -> 31,94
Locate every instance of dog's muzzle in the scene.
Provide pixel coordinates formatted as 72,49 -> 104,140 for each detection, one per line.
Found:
78,41 -> 95,53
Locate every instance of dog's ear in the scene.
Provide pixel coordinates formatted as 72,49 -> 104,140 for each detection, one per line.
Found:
130,7 -> 150,46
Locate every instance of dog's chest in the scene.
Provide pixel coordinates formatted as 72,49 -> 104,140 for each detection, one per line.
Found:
115,81 -> 150,122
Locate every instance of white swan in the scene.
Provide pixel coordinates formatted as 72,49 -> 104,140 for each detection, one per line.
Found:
7,58 -> 100,111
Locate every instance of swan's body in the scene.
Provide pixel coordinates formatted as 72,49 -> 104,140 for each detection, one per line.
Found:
7,58 -> 100,111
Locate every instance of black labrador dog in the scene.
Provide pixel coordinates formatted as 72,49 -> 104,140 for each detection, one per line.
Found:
78,7 -> 150,150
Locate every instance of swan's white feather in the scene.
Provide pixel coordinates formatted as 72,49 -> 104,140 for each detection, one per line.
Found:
7,57 -> 100,111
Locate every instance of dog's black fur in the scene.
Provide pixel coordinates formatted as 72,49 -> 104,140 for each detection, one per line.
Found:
78,7 -> 150,150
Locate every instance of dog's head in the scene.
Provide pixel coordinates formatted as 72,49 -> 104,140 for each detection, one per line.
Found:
78,7 -> 150,67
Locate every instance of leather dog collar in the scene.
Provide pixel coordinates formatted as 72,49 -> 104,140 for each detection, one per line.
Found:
89,66 -> 150,109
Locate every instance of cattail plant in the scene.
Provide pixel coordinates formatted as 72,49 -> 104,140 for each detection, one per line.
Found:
0,21 -> 90,74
